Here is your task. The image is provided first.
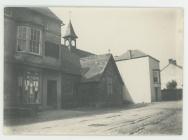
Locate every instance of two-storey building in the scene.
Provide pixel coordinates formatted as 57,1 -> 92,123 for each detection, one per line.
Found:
4,7 -> 82,110
4,7 -> 124,111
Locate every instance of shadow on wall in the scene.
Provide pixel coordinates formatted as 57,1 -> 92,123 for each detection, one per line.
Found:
122,85 -> 134,104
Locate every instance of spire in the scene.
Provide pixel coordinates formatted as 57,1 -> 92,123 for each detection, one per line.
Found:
63,20 -> 78,51
63,20 -> 78,39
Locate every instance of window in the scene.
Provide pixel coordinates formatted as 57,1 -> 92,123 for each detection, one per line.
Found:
30,28 -> 41,54
4,8 -> 12,17
17,26 -> 27,51
16,25 -> 42,54
107,77 -> 113,95
153,70 -> 160,84
71,40 -> 75,46
18,71 -> 41,104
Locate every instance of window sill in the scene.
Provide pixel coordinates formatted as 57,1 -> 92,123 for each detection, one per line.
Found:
16,51 -> 42,57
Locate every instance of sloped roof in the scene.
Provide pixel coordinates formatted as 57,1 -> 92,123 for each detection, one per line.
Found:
63,20 -> 78,38
80,54 -> 112,83
115,49 -> 147,61
161,63 -> 183,72
115,49 -> 159,62
73,48 -> 94,58
27,7 -> 62,22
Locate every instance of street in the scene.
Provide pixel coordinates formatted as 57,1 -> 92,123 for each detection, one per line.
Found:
4,101 -> 182,135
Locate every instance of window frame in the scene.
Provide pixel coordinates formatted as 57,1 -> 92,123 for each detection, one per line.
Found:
4,7 -> 13,17
16,25 -> 42,55
153,69 -> 161,84
18,71 -> 41,105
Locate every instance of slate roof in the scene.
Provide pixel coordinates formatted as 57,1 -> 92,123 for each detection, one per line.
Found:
115,50 -> 146,61
80,54 -> 112,83
27,7 -> 62,22
73,48 -> 94,58
115,49 -> 159,62
63,20 -> 78,38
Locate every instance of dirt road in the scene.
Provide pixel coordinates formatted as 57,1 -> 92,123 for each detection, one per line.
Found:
4,101 -> 182,135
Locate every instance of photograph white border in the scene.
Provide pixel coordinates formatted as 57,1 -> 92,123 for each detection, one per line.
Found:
0,0 -> 187,140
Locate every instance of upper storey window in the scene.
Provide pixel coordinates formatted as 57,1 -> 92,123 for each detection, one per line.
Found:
153,70 -> 160,84
4,8 -> 13,17
16,26 -> 42,55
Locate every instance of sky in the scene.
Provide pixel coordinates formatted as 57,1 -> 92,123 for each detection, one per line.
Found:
50,7 -> 183,69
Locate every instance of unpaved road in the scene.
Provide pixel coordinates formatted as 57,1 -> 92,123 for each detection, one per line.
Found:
4,101 -> 182,135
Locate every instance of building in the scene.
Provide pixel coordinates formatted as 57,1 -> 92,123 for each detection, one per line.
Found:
4,7 -> 83,110
160,59 -> 183,89
78,54 -> 124,107
4,7 -> 124,111
115,50 -> 161,103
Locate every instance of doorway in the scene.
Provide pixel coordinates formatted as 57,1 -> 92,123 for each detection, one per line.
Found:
155,87 -> 158,101
47,80 -> 57,108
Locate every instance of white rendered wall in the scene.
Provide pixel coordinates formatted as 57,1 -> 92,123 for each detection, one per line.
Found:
116,57 -> 151,103
161,64 -> 183,89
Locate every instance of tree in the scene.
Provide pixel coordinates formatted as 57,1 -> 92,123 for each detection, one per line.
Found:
166,80 -> 177,89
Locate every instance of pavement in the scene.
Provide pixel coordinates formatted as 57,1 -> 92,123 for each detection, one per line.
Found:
4,101 -> 182,135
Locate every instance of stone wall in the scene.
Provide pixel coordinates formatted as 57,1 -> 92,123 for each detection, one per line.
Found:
97,58 -> 123,106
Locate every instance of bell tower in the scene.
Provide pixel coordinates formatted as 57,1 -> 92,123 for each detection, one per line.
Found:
63,20 -> 78,51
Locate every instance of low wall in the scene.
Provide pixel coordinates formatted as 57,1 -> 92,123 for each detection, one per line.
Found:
161,89 -> 182,101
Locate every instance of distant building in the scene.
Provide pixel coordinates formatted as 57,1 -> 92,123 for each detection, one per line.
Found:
160,59 -> 183,89
115,50 -> 161,103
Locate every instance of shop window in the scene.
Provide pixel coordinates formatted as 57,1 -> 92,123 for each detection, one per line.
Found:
18,71 -> 41,104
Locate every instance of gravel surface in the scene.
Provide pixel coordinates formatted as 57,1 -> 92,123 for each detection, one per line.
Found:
4,101 -> 182,135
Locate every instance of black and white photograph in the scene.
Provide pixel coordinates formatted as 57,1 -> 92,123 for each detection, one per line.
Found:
2,5 -> 183,136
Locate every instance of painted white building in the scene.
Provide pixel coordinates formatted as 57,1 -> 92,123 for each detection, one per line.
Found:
115,50 -> 161,103
161,59 -> 183,89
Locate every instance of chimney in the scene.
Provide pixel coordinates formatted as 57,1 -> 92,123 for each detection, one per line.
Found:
169,59 -> 177,65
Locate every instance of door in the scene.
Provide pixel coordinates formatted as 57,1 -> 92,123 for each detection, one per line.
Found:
47,80 -> 57,108
155,87 -> 158,101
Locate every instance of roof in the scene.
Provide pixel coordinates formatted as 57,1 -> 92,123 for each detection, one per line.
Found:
161,63 -> 183,72
63,20 -> 78,38
80,54 -> 112,83
115,50 -> 146,60
73,48 -> 94,58
60,45 -> 95,75
27,7 -> 62,22
115,49 -> 159,62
